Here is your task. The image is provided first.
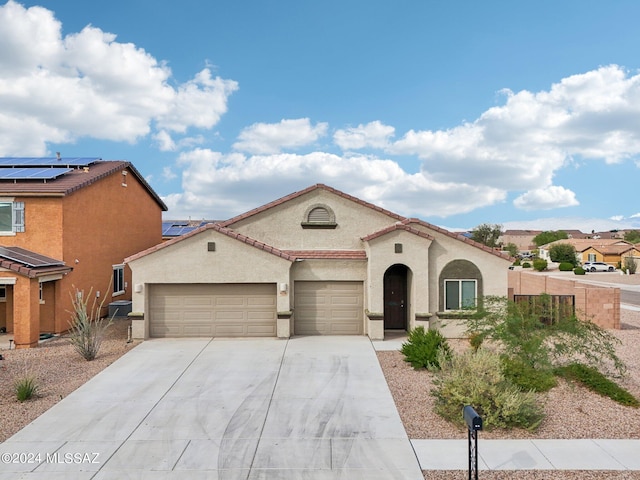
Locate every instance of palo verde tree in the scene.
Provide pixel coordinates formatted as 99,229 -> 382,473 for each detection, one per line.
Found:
471,223 -> 503,248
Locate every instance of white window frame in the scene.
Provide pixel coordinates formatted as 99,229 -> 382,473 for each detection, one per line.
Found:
113,264 -> 125,296
0,286 -> 6,303
587,253 -> 597,262
444,279 -> 477,311
0,198 -> 25,235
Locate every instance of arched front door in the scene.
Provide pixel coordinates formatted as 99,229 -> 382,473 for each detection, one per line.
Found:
384,264 -> 408,330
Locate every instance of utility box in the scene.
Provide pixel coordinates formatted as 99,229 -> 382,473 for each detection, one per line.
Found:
108,300 -> 132,317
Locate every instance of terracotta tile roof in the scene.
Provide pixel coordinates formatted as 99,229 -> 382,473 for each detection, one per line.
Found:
402,218 -> 514,261
588,244 -> 637,255
126,222 -> 295,263
543,238 -> 630,250
0,160 -> 167,211
283,250 -> 367,260
219,184 -> 406,227
362,223 -> 435,242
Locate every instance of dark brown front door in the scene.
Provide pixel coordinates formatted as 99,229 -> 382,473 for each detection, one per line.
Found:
384,265 -> 407,330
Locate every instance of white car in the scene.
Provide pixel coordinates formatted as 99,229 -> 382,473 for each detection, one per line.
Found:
582,262 -> 615,272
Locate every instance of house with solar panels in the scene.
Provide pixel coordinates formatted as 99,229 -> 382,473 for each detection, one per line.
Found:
0,157 -> 167,348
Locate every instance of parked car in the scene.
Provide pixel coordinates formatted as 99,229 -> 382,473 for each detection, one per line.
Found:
582,262 -> 615,272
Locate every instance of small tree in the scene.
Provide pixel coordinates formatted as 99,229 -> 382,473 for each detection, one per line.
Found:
67,287 -> 114,361
624,255 -> 637,274
623,230 -> 640,243
549,243 -> 578,266
503,242 -> 518,257
471,223 -> 503,248
533,230 -> 568,247
466,296 -> 626,377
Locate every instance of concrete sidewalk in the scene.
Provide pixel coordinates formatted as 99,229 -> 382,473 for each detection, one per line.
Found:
412,439 -> 640,471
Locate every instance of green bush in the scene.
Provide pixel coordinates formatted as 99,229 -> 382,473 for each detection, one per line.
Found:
512,259 -> 521,266
401,326 -> 451,370
558,262 -> 574,271
533,259 -> 548,271
14,376 -> 39,402
573,267 -> 585,275
522,262 -> 531,268
432,349 -> 544,430
556,363 -> 639,407
501,357 -> 557,392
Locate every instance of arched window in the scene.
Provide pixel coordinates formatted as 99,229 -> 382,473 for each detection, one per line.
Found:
438,259 -> 483,311
301,203 -> 337,229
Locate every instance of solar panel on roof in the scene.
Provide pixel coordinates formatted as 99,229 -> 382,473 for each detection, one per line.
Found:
0,246 -> 65,268
0,157 -> 101,168
0,167 -> 72,181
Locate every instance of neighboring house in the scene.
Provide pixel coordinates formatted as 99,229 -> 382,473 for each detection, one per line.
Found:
499,230 -> 542,252
0,157 -> 167,348
162,220 -> 212,241
582,243 -> 640,266
538,238 -> 631,264
126,184 -> 512,341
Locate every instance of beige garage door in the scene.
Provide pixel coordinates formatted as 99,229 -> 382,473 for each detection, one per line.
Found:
149,284 -> 277,338
294,281 -> 363,335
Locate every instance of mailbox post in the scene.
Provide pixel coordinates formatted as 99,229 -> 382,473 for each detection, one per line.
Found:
463,405 -> 482,480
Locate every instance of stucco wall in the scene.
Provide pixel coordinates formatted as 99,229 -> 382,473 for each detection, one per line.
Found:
508,270 -> 620,329
227,189 -> 400,250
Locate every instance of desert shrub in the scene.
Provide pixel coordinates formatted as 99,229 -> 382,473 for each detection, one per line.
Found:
401,326 -> 451,370
573,267 -> 585,275
532,259 -> 548,271
466,296 -> 626,377
68,287 -> 114,361
556,363 -> 639,407
14,376 -> 39,402
522,262 -> 531,268
558,262 -> 574,271
468,331 -> 483,352
512,259 -> 521,266
432,348 -> 544,430
624,256 -> 637,275
501,357 -> 557,392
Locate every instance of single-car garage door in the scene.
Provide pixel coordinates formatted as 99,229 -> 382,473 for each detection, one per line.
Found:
149,283 -> 277,338
294,281 -> 363,335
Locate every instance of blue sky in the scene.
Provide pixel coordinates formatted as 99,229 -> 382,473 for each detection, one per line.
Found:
2,0 -> 640,232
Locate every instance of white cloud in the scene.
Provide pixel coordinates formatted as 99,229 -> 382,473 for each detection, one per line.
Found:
162,148 -> 505,219
232,118 -> 328,154
513,186 -> 579,211
609,215 -> 624,222
333,121 -> 395,150
386,65 -> 640,204
154,130 -> 176,152
0,1 -> 237,155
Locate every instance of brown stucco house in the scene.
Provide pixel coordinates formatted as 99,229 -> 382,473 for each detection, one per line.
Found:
126,184 -> 511,340
0,157 -> 167,348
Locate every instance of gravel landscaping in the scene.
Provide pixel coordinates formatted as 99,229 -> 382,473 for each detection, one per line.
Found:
0,318 -> 139,442
1,302 -> 639,479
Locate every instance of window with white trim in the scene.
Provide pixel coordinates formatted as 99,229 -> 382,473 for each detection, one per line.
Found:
444,279 -> 477,310
113,265 -> 125,295
588,253 -> 597,262
0,200 -> 25,234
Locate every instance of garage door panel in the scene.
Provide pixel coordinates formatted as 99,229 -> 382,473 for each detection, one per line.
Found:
149,284 -> 276,338
294,281 -> 363,335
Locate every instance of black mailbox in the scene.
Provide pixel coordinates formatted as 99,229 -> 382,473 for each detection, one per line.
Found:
463,405 -> 483,431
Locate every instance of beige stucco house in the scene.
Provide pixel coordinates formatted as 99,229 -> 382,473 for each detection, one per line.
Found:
126,184 -> 512,340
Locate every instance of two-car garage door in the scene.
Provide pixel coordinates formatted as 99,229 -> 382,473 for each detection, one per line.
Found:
149,284 -> 277,338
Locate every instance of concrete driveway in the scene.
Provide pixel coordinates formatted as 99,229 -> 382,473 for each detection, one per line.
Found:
0,337 -> 423,479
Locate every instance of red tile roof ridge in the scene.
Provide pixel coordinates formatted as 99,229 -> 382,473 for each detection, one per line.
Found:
283,250 -> 367,259
126,222 -> 295,263
402,218 -> 514,261
361,222 -> 435,242
219,184 -> 406,227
